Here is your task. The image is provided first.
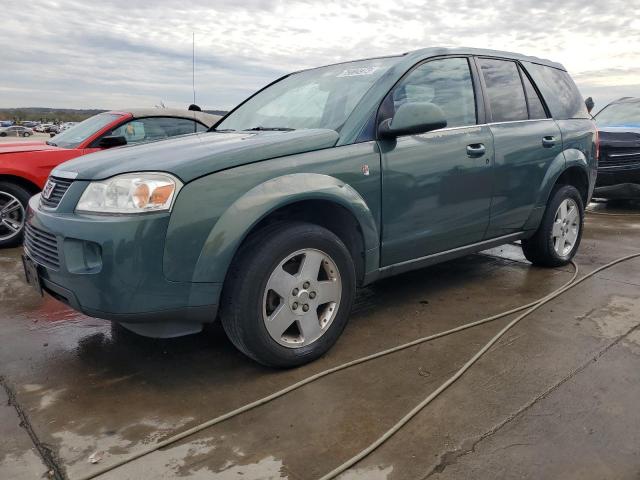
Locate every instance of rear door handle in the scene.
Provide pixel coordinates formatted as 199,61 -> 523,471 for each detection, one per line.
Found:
542,136 -> 557,148
466,143 -> 486,158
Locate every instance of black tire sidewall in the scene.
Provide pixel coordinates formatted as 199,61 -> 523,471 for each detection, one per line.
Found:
222,222 -> 356,367
540,185 -> 584,264
0,182 -> 31,248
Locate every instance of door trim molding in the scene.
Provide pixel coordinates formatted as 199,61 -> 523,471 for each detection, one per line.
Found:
372,232 -> 527,281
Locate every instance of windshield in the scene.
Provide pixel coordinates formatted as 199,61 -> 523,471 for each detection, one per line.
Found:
48,113 -> 122,148
217,57 -> 397,132
595,102 -> 640,128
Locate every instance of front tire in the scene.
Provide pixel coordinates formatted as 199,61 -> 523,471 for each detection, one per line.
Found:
0,182 -> 31,248
522,185 -> 584,267
220,222 -> 356,367
23,132 -> 31,137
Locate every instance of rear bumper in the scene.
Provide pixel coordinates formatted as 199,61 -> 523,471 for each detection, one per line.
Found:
595,168 -> 640,198
25,195 -> 221,337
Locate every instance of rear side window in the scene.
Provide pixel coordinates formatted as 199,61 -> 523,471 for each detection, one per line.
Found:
381,57 -> 477,129
522,62 -> 589,119
478,58 -> 528,122
519,67 -> 547,119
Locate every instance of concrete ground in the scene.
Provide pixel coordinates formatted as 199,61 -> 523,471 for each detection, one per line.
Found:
1,200 -> 639,479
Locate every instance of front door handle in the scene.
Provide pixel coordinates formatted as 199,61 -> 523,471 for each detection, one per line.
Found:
466,143 -> 486,158
542,136 -> 557,148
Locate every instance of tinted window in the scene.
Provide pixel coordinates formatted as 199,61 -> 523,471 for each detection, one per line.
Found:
522,62 -> 589,119
109,117 -> 204,144
519,67 -> 547,119
51,113 -> 122,148
382,57 -> 477,129
478,58 -> 528,122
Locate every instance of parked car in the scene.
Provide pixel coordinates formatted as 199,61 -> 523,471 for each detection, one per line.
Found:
35,124 -> 53,133
20,121 -> 40,129
0,125 -> 34,137
0,121 -> 14,128
47,125 -> 60,134
0,109 -> 220,247
593,97 -> 640,199
23,48 -> 596,367
59,122 -> 78,132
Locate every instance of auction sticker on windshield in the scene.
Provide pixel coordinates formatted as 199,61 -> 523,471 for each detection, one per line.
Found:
337,66 -> 381,77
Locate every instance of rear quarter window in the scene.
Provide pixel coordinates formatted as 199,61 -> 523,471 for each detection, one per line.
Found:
522,62 -> 589,120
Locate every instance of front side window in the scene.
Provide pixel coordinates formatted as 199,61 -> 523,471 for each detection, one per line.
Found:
48,113 -> 122,148
478,58 -> 528,122
217,57 -> 397,132
595,102 -> 640,127
380,57 -> 477,129
107,117 -> 205,145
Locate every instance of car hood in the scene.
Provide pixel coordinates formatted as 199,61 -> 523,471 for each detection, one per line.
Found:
0,141 -> 63,155
599,126 -> 640,149
53,129 -> 340,183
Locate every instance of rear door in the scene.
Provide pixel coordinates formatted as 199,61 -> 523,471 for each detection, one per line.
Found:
380,56 -> 494,266
476,57 -> 563,237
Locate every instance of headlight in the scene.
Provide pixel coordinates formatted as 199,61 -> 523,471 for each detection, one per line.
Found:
76,173 -> 182,214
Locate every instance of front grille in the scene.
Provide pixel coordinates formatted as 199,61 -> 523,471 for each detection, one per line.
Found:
599,147 -> 640,169
24,223 -> 60,269
40,177 -> 74,209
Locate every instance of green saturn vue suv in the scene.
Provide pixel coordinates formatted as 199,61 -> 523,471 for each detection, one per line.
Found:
23,47 -> 597,367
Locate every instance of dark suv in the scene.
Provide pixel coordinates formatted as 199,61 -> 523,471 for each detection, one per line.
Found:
594,97 -> 640,199
23,47 -> 597,367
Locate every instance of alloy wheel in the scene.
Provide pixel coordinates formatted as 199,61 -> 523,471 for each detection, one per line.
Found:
551,198 -> 579,257
262,248 -> 342,348
0,191 -> 26,241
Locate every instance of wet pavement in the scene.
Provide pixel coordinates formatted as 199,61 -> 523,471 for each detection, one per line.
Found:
1,200 -> 639,479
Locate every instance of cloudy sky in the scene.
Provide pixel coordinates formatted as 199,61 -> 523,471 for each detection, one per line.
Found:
2,0 -> 639,112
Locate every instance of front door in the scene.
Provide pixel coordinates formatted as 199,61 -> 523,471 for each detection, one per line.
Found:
379,57 -> 494,266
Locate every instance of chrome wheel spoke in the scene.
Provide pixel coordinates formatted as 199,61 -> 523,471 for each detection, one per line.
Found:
268,267 -> 297,298
552,220 -> 563,238
298,313 -> 323,344
566,226 -> 578,244
316,279 -> 341,305
567,206 -> 578,224
1,199 -> 20,215
299,250 -> 324,281
551,198 -> 580,258
265,304 -> 297,340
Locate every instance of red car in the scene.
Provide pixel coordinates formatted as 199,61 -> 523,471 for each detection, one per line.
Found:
0,109 -> 220,247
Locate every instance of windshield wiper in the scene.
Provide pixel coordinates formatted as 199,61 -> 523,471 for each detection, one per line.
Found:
243,126 -> 295,131
46,141 -> 57,146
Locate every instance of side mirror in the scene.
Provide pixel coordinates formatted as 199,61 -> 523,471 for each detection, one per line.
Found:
49,132 -> 56,138
98,135 -> 127,149
585,96 -> 594,114
379,102 -> 447,139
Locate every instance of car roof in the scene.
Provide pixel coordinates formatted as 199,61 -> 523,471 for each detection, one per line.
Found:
306,46 -> 565,72
106,108 -> 221,127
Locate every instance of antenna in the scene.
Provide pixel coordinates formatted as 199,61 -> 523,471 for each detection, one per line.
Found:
192,32 -> 196,105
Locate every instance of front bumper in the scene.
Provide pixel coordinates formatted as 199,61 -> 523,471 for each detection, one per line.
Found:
25,194 -> 221,337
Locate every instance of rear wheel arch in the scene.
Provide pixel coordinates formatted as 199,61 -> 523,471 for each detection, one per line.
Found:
553,165 -> 589,206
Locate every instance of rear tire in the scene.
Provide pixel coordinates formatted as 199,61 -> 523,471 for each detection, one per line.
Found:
0,182 -> 31,248
220,222 -> 356,368
23,132 -> 31,137
522,184 -> 584,267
